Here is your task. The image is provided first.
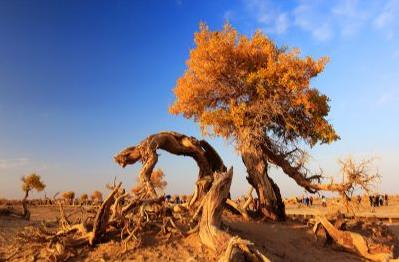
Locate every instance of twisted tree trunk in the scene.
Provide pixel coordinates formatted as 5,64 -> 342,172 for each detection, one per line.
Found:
114,131 -> 226,206
242,150 -> 286,221
199,167 -> 269,261
22,190 -> 30,220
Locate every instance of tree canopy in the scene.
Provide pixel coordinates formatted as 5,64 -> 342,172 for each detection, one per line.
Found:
132,168 -> 167,195
80,194 -> 89,202
91,190 -> 103,202
62,191 -> 75,201
21,173 -> 46,194
170,23 -> 339,152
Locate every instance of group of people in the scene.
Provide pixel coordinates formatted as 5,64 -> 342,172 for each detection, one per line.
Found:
368,194 -> 388,207
299,195 -> 314,207
164,194 -> 188,204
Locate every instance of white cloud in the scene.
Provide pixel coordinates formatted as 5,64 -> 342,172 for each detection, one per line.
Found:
237,0 -> 399,41
245,0 -> 290,34
0,158 -> 29,170
312,23 -> 333,41
275,13 -> 289,34
373,0 -> 398,28
372,0 -> 399,38
224,10 -> 234,22
376,89 -> 399,106
293,3 -> 334,41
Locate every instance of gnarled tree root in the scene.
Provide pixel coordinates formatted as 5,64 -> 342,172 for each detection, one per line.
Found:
313,216 -> 394,262
199,167 -> 269,261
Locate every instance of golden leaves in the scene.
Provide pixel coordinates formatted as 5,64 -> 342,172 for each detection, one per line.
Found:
170,23 -> 339,150
21,173 -> 46,193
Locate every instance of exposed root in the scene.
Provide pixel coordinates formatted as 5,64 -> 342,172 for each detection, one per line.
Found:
220,236 -> 270,262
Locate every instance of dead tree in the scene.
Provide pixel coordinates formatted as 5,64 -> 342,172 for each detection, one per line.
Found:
114,131 -> 226,205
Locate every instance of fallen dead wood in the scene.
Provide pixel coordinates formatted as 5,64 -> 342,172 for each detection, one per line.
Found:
313,216 -> 395,261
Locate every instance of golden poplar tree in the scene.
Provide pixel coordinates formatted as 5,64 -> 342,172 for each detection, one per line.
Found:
170,23 -> 339,220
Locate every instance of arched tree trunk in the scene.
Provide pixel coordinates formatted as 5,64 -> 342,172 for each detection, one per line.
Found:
242,150 -> 286,221
114,131 -> 226,206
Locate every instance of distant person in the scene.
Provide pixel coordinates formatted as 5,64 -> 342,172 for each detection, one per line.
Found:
373,194 -> 379,207
175,196 -> 181,204
357,195 -> 362,205
321,195 -> 327,207
384,194 -> 388,206
165,195 -> 171,202
369,195 -> 374,207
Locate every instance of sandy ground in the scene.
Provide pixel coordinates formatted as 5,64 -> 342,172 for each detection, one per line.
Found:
2,205 -> 392,261
285,198 -> 399,241
285,197 -> 399,219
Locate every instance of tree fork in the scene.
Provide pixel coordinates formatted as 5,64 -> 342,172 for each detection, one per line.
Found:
242,151 -> 286,221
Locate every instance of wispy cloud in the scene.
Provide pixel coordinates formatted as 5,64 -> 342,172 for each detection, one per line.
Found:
373,0 -> 399,38
293,3 -> 334,41
0,158 -> 29,170
224,10 -> 234,22
234,0 -> 399,41
245,0 -> 290,34
376,88 -> 399,106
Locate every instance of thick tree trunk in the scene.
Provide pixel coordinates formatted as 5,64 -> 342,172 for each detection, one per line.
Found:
242,151 -> 286,221
199,168 -> 270,261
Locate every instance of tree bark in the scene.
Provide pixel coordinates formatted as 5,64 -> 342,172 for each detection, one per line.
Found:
242,150 -> 286,221
199,167 -> 270,261
114,131 -> 226,206
22,190 -> 30,220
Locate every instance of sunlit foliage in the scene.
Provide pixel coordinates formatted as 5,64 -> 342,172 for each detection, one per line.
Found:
62,191 -> 75,203
170,23 -> 339,151
21,173 -> 46,195
91,190 -> 103,202
80,193 -> 89,202
132,168 -> 167,195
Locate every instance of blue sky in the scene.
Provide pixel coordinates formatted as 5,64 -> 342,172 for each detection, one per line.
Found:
0,0 -> 398,199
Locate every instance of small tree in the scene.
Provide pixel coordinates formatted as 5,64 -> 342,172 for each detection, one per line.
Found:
62,191 -> 75,205
132,168 -> 167,197
21,173 -> 46,219
80,194 -> 89,205
91,190 -> 103,204
324,157 -> 380,215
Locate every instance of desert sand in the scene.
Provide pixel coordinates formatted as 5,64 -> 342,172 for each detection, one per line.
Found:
1,201 -> 398,261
